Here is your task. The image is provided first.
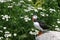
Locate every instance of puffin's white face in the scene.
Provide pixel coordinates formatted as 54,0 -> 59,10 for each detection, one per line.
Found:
32,15 -> 38,19
32,15 -> 38,21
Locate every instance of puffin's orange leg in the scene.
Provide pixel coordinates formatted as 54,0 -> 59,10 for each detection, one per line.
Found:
37,31 -> 43,36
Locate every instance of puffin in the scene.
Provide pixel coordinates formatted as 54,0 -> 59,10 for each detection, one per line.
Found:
32,15 -> 50,35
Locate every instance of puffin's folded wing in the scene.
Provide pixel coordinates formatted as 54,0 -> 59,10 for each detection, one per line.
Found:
38,20 -> 50,29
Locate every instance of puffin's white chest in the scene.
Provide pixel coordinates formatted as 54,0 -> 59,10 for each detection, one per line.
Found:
33,22 -> 40,27
33,22 -> 41,30
33,22 -> 44,31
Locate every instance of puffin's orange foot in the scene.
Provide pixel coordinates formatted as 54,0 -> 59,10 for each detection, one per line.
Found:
37,31 -> 43,36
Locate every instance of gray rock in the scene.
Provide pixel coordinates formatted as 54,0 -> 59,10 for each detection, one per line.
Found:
36,31 -> 60,40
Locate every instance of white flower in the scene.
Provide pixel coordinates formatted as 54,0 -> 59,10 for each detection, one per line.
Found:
34,9 -> 38,12
6,19 -> 9,21
4,33 -> 11,37
2,17 -> 5,20
28,7 -> 33,10
24,15 -> 31,22
0,0 -> 12,3
29,30 -> 39,35
11,2 -> 16,5
55,25 -> 58,27
20,0 -> 24,3
30,6 -> 34,9
1,15 -> 3,16
31,13 -> 33,15
0,30 -> 3,33
29,31 -> 34,35
46,14 -> 49,16
0,37 -> 3,39
5,31 -> 10,34
28,18 -> 31,20
7,34 -> 11,37
3,27 -> 7,29
1,15 -> 10,21
29,31 -> 37,35
40,12 -> 45,16
6,0 -> 12,1
52,25 -> 54,26
4,15 -> 10,18
12,2 -> 15,4
4,31 -> 11,37
57,20 -> 60,23
57,19 -> 60,23
38,7 -> 43,10
55,28 -> 60,31
57,19 -> 60,20
13,33 -> 17,36
49,8 -> 56,11
17,2 -> 21,6
0,0 -> 6,3
53,0 -> 56,1
25,20 -> 28,22
31,28 -> 35,31
24,9 -> 29,12
8,6 -> 13,8
24,6 -> 34,12
49,8 -> 56,13
24,16 -> 29,20
35,30 -> 39,34
43,9 -> 46,11
37,7 -> 46,11
28,0 -> 32,1
20,17 -> 24,19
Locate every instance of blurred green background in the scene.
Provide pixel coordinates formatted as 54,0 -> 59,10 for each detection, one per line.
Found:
0,0 -> 60,40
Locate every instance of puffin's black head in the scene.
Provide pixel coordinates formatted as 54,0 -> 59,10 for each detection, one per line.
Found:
32,15 -> 38,22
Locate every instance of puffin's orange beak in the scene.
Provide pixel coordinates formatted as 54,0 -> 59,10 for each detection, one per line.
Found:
32,17 -> 35,21
32,18 -> 34,21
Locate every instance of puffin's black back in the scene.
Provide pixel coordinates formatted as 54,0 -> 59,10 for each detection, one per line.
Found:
37,20 -> 50,29
33,13 -> 50,29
